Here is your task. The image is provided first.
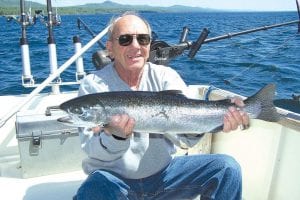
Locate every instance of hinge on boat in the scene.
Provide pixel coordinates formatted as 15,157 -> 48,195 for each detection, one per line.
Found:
45,105 -> 61,116
29,131 -> 42,156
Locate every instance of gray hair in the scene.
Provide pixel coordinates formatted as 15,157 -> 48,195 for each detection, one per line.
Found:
107,11 -> 152,40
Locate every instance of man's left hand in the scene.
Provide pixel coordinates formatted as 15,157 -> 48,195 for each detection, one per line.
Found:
223,98 -> 249,132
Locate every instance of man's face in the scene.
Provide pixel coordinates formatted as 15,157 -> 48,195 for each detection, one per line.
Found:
106,15 -> 151,73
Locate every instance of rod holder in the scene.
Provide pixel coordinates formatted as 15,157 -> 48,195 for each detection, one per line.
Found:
188,28 -> 209,59
179,26 -> 190,43
73,36 -> 86,81
21,42 -> 34,86
46,0 -> 60,94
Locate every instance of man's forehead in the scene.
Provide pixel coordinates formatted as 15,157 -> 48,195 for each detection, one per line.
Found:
113,15 -> 148,33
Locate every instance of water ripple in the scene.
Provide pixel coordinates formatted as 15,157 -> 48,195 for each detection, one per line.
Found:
0,12 -> 299,99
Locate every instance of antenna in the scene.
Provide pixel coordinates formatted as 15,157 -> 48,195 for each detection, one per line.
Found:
296,0 -> 300,32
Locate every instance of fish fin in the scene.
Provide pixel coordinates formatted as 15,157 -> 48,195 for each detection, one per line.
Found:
160,90 -> 183,94
245,84 -> 280,122
164,133 -> 189,150
216,99 -> 232,104
159,90 -> 184,95
159,90 -> 189,99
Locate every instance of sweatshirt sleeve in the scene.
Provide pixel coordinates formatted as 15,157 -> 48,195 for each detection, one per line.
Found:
79,127 -> 130,161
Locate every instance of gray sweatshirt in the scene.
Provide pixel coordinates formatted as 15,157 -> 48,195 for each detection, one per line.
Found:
78,62 -> 201,179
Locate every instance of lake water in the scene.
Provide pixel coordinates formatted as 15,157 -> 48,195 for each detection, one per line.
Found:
0,11 -> 299,99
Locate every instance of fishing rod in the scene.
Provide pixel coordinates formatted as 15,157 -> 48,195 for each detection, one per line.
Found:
150,1 -> 300,61
46,0 -> 61,94
20,0 -> 34,86
77,17 -> 106,49
204,20 -> 300,44
146,18 -> 300,65
77,17 -> 108,69
188,19 -> 300,58
0,25 -> 111,128
297,0 -> 300,32
185,1 -> 300,58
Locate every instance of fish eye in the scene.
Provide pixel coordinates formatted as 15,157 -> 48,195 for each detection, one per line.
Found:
71,107 -> 83,114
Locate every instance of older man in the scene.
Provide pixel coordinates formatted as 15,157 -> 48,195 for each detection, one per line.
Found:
75,12 -> 248,200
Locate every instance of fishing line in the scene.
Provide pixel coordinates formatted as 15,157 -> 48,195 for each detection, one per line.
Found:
222,32 -> 298,85
195,28 -> 299,87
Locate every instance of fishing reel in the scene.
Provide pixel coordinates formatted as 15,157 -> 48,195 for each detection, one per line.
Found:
149,40 -> 191,65
149,27 -> 210,64
92,50 -> 112,70
92,27 -> 210,69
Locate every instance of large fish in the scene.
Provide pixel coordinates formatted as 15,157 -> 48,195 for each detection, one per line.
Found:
58,84 -> 280,134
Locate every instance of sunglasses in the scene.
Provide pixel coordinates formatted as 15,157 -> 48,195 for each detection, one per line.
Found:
115,34 -> 151,46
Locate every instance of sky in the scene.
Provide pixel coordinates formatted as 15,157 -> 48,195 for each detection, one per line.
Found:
30,0 -> 298,11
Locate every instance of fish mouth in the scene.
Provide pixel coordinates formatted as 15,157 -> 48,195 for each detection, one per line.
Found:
57,115 -> 100,128
57,116 -> 74,124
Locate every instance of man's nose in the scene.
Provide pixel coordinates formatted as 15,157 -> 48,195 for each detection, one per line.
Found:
130,36 -> 140,47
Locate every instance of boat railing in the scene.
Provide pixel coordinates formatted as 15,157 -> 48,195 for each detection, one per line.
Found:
0,23 -> 111,128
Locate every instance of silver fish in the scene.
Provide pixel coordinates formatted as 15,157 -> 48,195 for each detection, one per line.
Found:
58,84 -> 280,134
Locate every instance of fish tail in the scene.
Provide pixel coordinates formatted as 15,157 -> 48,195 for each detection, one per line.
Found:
245,84 -> 280,122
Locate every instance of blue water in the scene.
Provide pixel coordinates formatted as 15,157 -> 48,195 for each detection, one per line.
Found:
0,12 -> 299,99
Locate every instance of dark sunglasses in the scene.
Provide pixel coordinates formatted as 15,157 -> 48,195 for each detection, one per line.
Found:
115,34 -> 151,46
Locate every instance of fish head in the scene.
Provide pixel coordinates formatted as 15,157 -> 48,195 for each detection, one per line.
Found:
58,96 -> 108,128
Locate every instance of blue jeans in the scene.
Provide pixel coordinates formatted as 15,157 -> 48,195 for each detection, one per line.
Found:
75,154 -> 242,200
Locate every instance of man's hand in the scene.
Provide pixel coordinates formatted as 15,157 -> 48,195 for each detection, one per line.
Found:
223,98 -> 249,132
103,114 -> 135,139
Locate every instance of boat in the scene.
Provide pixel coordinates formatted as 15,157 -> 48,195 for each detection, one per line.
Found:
0,0 -> 300,199
2,4 -> 34,25
2,1 -> 61,26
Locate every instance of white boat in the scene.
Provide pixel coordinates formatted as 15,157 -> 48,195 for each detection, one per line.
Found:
1,1 -> 300,200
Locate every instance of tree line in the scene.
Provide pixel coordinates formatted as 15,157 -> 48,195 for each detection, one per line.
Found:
1,6 -> 152,16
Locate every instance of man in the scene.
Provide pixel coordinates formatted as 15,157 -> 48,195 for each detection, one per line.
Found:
75,12 -> 249,200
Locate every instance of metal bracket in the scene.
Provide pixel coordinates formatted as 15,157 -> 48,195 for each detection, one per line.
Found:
29,131 -> 42,156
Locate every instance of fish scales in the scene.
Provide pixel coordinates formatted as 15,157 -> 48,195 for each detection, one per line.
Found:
58,84 -> 280,135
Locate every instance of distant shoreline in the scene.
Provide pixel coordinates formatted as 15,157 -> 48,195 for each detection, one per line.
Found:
0,0 -> 296,15
0,7 -> 296,16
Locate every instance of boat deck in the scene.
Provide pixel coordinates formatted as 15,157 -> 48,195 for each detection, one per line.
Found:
0,170 -> 86,200
0,92 -> 83,200
0,86 -> 300,200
